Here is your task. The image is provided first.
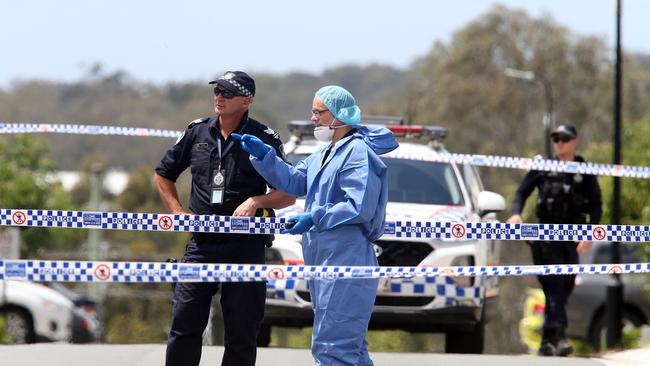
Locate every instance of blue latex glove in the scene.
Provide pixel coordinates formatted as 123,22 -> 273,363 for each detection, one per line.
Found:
282,213 -> 314,235
231,133 -> 270,159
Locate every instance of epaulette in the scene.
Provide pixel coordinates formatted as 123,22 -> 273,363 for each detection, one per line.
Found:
174,117 -> 208,145
263,126 -> 281,140
188,117 -> 209,128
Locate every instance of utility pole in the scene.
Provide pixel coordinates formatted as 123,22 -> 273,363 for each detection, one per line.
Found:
88,162 -> 105,301
606,0 -> 624,349
540,78 -> 554,160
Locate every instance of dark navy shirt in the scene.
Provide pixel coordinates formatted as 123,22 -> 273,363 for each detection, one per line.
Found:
155,112 -> 285,218
511,155 -> 602,224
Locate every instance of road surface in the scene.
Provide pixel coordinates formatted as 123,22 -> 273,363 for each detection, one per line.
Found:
0,344 -> 634,366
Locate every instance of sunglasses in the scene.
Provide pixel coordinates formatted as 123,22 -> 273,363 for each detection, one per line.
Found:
552,135 -> 574,143
213,87 -> 241,99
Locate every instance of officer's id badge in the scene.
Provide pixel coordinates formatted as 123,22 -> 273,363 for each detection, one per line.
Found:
211,169 -> 225,204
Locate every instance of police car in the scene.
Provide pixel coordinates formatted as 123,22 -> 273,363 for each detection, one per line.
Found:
261,119 -> 506,353
1,280 -> 74,343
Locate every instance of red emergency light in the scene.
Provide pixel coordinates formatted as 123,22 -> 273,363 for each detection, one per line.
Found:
386,125 -> 424,137
386,124 -> 447,142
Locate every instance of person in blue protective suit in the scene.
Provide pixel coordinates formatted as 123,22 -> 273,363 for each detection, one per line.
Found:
232,85 -> 398,366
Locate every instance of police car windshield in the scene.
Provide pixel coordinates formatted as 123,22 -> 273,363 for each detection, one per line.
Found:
287,154 -> 464,205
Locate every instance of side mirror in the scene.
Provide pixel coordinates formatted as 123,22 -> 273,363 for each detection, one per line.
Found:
477,191 -> 506,218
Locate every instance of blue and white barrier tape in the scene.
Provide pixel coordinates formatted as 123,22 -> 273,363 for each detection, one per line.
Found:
1,122 -> 648,179
433,152 -> 649,179
0,123 -> 180,139
2,209 -> 649,243
1,260 -> 648,283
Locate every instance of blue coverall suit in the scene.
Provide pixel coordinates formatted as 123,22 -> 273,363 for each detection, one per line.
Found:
250,126 -> 398,365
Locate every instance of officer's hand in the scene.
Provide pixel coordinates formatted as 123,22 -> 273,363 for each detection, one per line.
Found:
576,240 -> 593,254
233,197 -> 260,217
281,213 -> 314,235
506,214 -> 523,224
231,133 -> 271,159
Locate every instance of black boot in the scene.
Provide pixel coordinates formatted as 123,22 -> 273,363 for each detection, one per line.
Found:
538,328 -> 557,356
554,328 -> 573,357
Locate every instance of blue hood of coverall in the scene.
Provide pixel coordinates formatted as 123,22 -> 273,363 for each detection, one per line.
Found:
353,125 -> 399,155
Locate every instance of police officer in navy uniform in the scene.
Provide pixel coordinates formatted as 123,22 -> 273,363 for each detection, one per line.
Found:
154,71 -> 295,366
507,124 -> 601,357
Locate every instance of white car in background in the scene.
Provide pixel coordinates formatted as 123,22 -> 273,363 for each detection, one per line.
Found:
261,119 -> 506,353
1,280 -> 74,343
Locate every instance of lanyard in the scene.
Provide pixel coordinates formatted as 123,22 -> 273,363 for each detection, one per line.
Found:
217,138 -> 223,171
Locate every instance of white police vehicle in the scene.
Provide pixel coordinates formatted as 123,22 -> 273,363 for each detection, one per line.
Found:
1,280 -> 74,343
261,119 -> 505,353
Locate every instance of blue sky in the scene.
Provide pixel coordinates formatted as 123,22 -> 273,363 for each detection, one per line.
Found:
1,0 -> 647,87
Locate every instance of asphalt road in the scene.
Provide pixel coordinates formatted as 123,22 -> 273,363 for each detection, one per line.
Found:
0,344 -> 621,366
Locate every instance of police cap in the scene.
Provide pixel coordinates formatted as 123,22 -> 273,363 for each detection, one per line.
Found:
550,124 -> 577,139
209,71 -> 255,97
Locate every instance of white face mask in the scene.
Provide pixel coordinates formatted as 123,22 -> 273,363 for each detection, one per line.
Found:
313,119 -> 345,142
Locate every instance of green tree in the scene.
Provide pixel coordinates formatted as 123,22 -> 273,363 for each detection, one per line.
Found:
398,6 -> 613,156
107,165 -> 190,260
0,135 -> 82,256
585,117 -> 650,258
390,5 -> 650,195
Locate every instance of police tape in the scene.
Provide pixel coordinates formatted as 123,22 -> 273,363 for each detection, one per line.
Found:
1,122 -> 649,179
2,208 -> 650,243
0,260 -> 648,283
0,123 -> 180,139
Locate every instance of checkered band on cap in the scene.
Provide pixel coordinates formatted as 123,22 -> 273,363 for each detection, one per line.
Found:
220,72 -> 253,97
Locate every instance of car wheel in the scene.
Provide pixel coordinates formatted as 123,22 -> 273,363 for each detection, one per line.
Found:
257,324 -> 271,347
445,319 -> 485,354
4,308 -> 35,344
589,310 -> 644,351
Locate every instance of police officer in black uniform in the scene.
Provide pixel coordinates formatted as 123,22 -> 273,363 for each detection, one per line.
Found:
154,71 -> 295,366
507,124 -> 601,357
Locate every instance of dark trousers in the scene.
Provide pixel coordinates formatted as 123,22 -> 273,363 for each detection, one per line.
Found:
529,241 -> 578,330
166,237 -> 266,366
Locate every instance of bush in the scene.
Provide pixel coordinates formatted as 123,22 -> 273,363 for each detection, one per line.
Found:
0,315 -> 11,344
105,314 -> 167,344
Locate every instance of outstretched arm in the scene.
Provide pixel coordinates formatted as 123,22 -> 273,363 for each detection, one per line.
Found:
232,133 -> 309,196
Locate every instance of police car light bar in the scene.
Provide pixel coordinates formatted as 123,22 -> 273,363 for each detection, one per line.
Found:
386,125 -> 447,141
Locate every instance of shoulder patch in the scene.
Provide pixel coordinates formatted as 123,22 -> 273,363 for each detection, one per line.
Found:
188,117 -> 208,128
264,127 -> 280,139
